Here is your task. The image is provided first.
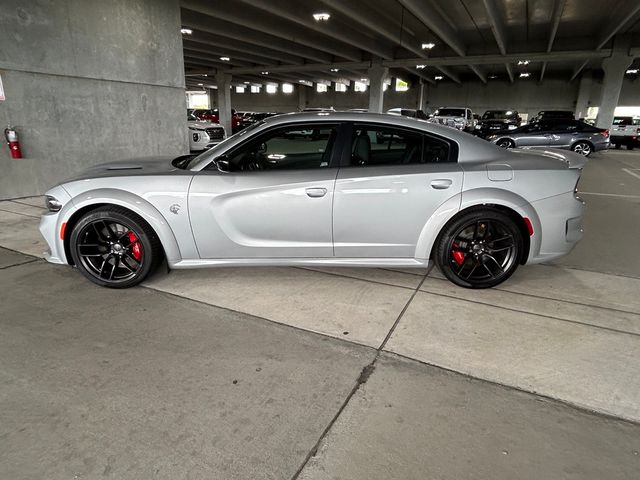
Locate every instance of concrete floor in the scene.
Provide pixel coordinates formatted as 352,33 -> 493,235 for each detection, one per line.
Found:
1,150 -> 639,479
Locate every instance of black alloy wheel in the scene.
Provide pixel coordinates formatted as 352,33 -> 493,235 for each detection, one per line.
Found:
69,206 -> 162,288
435,209 -> 523,288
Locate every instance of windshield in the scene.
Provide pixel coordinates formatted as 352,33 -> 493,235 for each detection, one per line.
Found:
482,110 -> 515,120
178,121 -> 266,170
436,108 -> 465,117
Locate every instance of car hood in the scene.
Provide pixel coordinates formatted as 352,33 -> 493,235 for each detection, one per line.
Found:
62,155 -> 184,183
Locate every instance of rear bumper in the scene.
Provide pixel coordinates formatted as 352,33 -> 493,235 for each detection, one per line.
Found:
611,135 -> 639,146
527,192 -> 586,264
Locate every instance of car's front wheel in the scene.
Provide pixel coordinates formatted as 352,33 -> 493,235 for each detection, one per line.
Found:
434,209 -> 523,288
69,206 -> 162,288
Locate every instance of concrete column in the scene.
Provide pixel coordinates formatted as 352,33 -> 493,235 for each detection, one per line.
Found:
207,88 -> 216,109
216,72 -> 233,134
367,63 -> 388,113
298,85 -> 308,111
574,72 -> 592,120
417,80 -> 426,111
596,36 -> 633,129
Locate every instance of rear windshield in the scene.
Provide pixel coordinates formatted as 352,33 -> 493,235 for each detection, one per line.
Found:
436,108 -> 465,117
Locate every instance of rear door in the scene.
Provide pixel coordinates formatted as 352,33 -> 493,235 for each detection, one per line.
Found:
189,122 -> 345,258
513,123 -> 548,147
333,123 -> 463,258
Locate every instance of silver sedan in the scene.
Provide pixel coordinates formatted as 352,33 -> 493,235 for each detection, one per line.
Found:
40,112 -> 586,289
487,119 -> 609,156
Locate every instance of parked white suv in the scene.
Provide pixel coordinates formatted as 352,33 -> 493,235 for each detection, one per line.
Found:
188,112 -> 226,152
429,107 -> 476,131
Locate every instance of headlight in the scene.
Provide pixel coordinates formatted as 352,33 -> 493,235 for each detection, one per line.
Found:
507,124 -> 517,130
474,124 -> 481,129
487,135 -> 497,141
45,195 -> 62,212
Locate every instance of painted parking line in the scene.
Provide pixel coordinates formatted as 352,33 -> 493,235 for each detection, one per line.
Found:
622,168 -> 640,180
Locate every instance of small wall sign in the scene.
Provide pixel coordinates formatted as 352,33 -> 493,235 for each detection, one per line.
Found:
0,74 -> 5,101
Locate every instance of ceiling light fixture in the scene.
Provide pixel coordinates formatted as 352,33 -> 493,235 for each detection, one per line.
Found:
330,68 -> 339,72
312,12 -> 331,21
626,68 -> 639,74
198,83 -> 203,86
220,56 -> 230,61
422,42 -> 436,50
261,71 -> 269,75
244,81 -> 250,84
519,72 -> 530,78
416,64 -> 426,69
434,75 -> 444,80
517,60 -> 530,65
180,28 -> 193,35
202,74 -> 207,77
488,74 -> 498,79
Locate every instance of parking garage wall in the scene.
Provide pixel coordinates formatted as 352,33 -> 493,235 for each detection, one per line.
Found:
0,0 -> 187,199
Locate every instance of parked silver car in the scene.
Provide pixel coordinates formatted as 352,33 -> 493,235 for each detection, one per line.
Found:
40,112 -> 586,289
488,119 -> 609,156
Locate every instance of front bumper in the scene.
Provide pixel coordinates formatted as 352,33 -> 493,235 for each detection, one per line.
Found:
527,191 -> 586,264
39,211 -> 66,264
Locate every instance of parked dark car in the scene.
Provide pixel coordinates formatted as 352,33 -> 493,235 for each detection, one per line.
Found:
487,119 -> 609,156
474,110 -> 522,138
530,110 -> 575,123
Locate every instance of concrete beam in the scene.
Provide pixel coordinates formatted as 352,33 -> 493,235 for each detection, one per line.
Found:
469,65 -> 487,84
482,0 -> 507,55
225,50 -> 612,76
596,37 -> 634,128
183,42 -> 280,66
240,0 -> 393,60
596,4 -> 640,49
181,8 -> 333,63
397,0 -> 466,56
182,0 -> 361,61
436,66 -> 461,85
505,63 -> 515,83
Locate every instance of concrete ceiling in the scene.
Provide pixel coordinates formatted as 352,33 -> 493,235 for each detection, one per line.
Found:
182,0 -> 640,89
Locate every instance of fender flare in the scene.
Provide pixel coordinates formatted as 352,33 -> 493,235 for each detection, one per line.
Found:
56,188 -> 182,265
414,187 -> 541,262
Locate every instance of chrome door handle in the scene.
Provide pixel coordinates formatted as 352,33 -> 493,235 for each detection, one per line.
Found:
306,187 -> 327,198
430,179 -> 452,190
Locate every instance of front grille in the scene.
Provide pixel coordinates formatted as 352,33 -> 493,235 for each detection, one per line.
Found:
205,127 -> 225,141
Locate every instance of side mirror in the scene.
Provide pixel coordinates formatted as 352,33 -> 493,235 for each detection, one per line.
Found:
216,156 -> 231,173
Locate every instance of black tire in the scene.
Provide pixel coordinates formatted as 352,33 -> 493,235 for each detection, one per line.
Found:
571,141 -> 592,156
69,206 -> 162,288
434,208 -> 523,289
614,143 -> 621,149
627,145 -> 634,151
496,138 -> 514,149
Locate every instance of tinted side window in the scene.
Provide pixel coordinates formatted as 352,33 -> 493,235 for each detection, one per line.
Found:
225,123 -> 339,171
350,125 -> 451,166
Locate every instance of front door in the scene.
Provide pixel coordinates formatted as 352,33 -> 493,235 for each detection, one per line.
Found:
189,122 -> 342,258
333,123 -> 463,258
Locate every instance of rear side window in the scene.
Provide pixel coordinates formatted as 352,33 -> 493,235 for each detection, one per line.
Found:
349,124 -> 453,166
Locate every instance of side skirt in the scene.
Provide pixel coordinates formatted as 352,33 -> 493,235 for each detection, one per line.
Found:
170,257 -> 430,269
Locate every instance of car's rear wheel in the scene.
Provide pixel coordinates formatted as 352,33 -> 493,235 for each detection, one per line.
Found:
434,209 -> 523,288
69,206 -> 162,288
571,141 -> 592,156
497,139 -> 514,149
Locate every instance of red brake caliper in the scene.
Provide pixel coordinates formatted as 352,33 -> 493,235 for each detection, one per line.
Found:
452,242 -> 466,265
127,232 -> 142,261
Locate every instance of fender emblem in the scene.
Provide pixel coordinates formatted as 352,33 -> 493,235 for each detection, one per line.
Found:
169,204 -> 181,214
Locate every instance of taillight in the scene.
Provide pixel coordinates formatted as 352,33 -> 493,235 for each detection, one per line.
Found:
637,128 -> 640,134
601,129 -> 609,138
